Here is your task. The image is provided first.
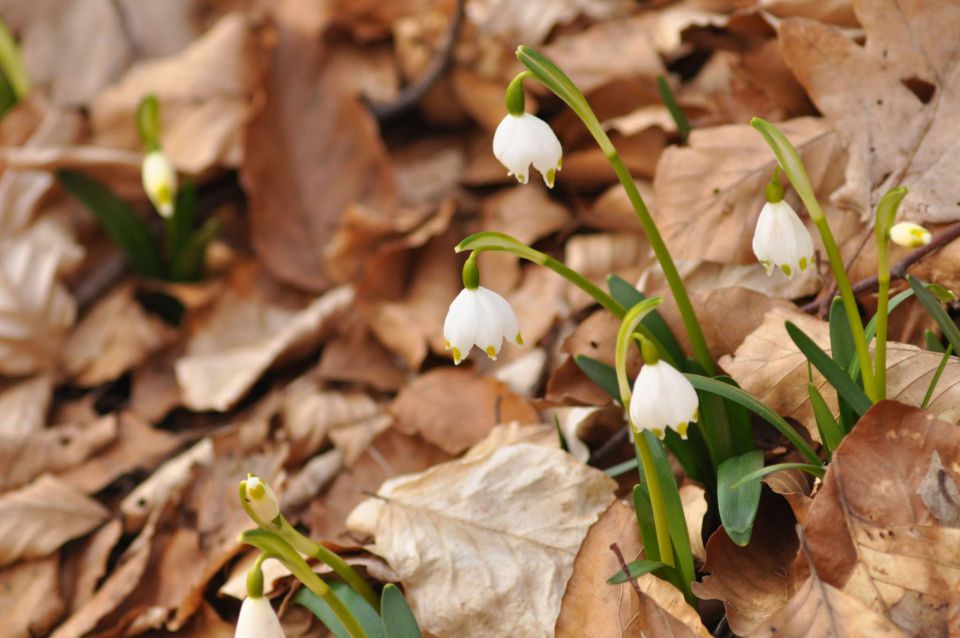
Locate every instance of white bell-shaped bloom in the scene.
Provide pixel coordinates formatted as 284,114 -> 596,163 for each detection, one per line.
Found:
141,150 -> 177,218
243,476 -> 279,523
492,113 -> 562,187
629,360 -> 699,440
890,222 -> 931,248
236,595 -> 286,638
444,286 -> 522,364
752,200 -> 814,279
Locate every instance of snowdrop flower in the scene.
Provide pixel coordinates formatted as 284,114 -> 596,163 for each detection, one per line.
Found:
890,222 -> 931,248
236,595 -> 286,638
629,345 -> 699,440
141,150 -> 177,218
242,475 -> 279,523
444,286 -> 522,365
493,113 -> 563,187
752,175 -> 814,279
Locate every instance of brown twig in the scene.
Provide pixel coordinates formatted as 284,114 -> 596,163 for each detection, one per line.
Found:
610,542 -> 644,598
801,220 -> 960,314
367,0 -> 465,122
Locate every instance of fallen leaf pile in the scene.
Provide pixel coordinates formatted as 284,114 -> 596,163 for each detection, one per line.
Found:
1,0 -> 959,636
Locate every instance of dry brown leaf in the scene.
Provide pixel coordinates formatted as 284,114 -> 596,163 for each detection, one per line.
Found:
465,0 -> 631,44
652,117 -> 847,264
0,374 -> 52,438
720,307 -> 960,440
760,0 -> 858,26
693,494 -> 799,636
282,449 -> 344,511
917,451 -> 960,528
61,284 -> 178,386
243,2 -> 399,291
0,414 -> 116,491
750,571 -> 908,638
175,285 -> 353,411
91,12 -> 257,173
0,221 -> 80,375
347,443 -> 617,638
0,474 -> 108,566
390,367 -> 540,455
0,555 -> 65,638
62,518 -> 123,613
780,3 -> 960,222
564,232 -> 653,312
798,401 -> 960,636
316,320 -> 408,392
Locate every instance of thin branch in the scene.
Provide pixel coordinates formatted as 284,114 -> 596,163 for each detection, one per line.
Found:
609,542 -> 644,599
801,220 -> 960,314
367,0 -> 465,122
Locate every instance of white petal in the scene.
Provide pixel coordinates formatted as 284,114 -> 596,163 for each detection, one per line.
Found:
630,363 -> 670,433
142,151 -> 177,218
236,596 -> 286,638
245,476 -> 280,522
477,286 -> 521,345
752,201 -> 813,278
654,362 -> 699,432
473,288 -> 507,358
444,289 -> 481,363
523,115 -> 563,184
629,361 -> 698,438
493,115 -> 531,183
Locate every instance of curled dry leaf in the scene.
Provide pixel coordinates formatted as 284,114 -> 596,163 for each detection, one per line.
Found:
0,414 -> 117,491
0,474 -> 108,567
0,556 -> 65,638
390,367 -> 539,455
347,443 -> 617,638
61,284 -> 179,386
780,2 -> 960,222
175,285 -> 354,411
653,117 -> 846,264
721,306 -> 960,440
799,401 -> 960,636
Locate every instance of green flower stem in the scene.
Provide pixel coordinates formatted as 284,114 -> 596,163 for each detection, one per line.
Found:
873,187 -> 909,400
614,299 -> 676,568
240,530 -> 368,638
751,117 -> 876,402
517,46 -> 715,376
238,483 -> 379,610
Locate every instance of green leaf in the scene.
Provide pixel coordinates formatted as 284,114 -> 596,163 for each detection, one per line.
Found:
170,218 -> 219,282
729,462 -> 825,489
58,170 -> 165,279
0,20 -> 29,98
607,558 -> 667,585
166,181 -> 196,266
632,484 -> 659,563
922,344 -> 954,409
605,458 -> 638,477
717,450 -> 763,546
685,373 -> 820,465
829,297 -> 855,370
0,71 -> 16,119
574,354 -> 621,400
656,75 -> 691,144
136,94 -> 161,150
607,275 -> 685,366
295,582 -> 385,638
785,321 -> 872,416
808,382 -> 843,458
381,584 -> 423,638
925,329 -> 946,353
909,275 -> 960,355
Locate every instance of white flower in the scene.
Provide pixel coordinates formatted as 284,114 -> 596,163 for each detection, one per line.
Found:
236,595 -> 286,638
243,476 -> 279,523
890,222 -> 931,248
492,113 -> 562,187
752,200 -> 814,279
141,150 -> 177,218
629,360 -> 699,440
443,286 -> 522,365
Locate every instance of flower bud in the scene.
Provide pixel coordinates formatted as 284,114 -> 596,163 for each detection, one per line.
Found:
141,150 -> 177,218
243,475 -> 280,523
889,222 -> 931,248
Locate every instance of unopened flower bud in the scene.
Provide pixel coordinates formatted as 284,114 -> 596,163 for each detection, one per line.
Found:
889,222 -> 931,248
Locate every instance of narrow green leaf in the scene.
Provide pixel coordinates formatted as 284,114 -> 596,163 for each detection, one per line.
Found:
381,584 -> 423,638
785,321 -> 872,416
0,72 -> 16,119
607,558 -> 667,584
685,373 -> 820,465
922,344 -> 954,409
58,170 -> 165,278
605,458 -> 638,477
925,329 -> 946,353
909,275 -> 960,355
170,218 -> 219,282
136,94 -> 161,150
607,275 -> 685,365
829,297 -> 855,370
295,582 -> 385,638
715,376 -> 754,456
730,462 -> 825,489
574,354 -> 621,400
166,180 -> 196,266
0,20 -> 29,97
808,382 -> 843,458
717,450 -> 763,546
632,484 -> 659,563
656,75 -> 690,144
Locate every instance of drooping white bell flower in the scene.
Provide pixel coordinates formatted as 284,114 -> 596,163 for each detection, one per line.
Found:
492,113 -> 563,187
629,360 -> 699,440
444,286 -> 522,365
141,150 -> 177,218
890,222 -> 931,248
752,199 -> 815,279
236,595 -> 286,638
243,475 -> 279,523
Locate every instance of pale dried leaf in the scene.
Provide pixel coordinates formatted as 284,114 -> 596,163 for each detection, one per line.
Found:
62,284 -> 178,386
0,474 -> 108,566
0,556 -> 65,638
348,444 -> 617,638
492,348 -> 549,398
63,519 -> 123,613
175,286 -> 354,411
282,449 -> 344,511
917,451 -> 960,528
0,374 -> 52,438
464,0 -> 631,44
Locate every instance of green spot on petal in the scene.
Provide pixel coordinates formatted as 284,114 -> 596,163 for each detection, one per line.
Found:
516,334 -> 524,345
676,422 -> 689,439
799,256 -> 808,271
485,346 -> 498,359
452,348 -> 462,364
545,168 -> 556,188
652,428 -> 665,440
781,263 -> 792,277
